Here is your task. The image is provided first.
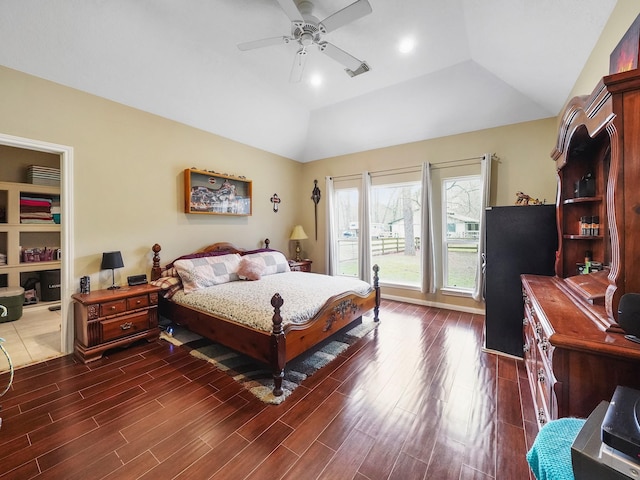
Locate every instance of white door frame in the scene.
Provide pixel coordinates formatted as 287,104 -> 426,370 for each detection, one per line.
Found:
0,133 -> 74,354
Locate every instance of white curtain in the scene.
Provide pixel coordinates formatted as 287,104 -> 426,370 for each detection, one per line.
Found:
421,163 -> 436,294
325,176 -> 338,275
358,172 -> 372,283
472,153 -> 493,301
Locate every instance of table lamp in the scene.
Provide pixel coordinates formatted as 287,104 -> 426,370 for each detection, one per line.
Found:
101,251 -> 124,289
289,225 -> 308,262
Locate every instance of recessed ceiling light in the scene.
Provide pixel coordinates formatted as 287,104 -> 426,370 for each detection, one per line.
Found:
309,74 -> 323,87
398,37 -> 416,54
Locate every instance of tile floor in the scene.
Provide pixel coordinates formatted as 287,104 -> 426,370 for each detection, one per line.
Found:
0,304 -> 62,372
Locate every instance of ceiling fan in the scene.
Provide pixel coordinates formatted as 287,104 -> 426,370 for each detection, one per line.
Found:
237,0 -> 372,82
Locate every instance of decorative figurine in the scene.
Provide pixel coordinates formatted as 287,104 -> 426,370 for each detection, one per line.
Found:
515,191 -> 542,205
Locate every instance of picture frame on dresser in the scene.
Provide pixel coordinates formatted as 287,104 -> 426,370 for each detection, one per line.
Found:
184,168 -> 252,216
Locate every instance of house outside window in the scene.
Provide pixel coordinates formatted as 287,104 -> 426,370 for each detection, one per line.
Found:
442,175 -> 481,291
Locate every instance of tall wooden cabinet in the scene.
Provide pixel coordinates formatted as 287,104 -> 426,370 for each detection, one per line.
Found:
522,69 -> 640,427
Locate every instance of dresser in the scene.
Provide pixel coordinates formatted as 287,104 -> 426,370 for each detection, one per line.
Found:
522,274 -> 640,427
521,69 -> 640,428
72,284 -> 161,363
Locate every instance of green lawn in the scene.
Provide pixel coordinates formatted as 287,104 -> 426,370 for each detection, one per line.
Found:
338,249 -> 477,288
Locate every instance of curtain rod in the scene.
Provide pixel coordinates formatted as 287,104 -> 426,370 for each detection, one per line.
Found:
330,154 -> 487,180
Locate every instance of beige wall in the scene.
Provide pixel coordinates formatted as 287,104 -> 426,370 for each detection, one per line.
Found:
0,65 -> 302,291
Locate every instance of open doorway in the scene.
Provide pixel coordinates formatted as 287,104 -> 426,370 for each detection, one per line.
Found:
0,133 -> 74,368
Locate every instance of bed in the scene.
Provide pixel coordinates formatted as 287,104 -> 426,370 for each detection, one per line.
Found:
149,240 -> 380,396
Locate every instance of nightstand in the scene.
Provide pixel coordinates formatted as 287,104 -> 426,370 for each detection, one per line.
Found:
72,283 -> 162,363
289,259 -> 312,272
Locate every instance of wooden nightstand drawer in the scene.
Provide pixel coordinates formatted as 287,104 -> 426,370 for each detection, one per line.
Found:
289,259 -> 312,272
127,294 -> 149,310
100,299 -> 127,317
101,311 -> 150,342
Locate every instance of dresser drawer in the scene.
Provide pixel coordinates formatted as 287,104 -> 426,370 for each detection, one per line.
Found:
100,299 -> 127,317
127,294 -> 149,310
101,311 -> 149,342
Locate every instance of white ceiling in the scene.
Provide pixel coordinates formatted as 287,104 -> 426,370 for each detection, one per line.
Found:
0,0 -> 617,162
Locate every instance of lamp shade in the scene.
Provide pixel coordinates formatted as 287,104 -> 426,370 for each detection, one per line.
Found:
101,251 -> 124,270
289,225 -> 308,241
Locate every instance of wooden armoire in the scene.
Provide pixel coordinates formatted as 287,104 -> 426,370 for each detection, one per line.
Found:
521,69 -> 640,427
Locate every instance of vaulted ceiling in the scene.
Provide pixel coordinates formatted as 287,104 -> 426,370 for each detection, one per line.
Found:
0,0 -> 617,162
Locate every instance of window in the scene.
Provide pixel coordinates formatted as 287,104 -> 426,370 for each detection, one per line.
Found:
334,187 -> 359,277
370,182 -> 422,287
442,175 -> 481,291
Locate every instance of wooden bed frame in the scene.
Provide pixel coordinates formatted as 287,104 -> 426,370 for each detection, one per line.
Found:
150,240 -> 380,396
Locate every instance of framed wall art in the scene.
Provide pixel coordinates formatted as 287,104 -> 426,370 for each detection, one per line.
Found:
184,168 -> 252,216
610,13 -> 640,74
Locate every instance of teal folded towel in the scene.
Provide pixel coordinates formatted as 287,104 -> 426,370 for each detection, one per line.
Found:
527,418 -> 586,480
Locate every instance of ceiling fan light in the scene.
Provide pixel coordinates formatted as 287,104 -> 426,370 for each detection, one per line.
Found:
300,32 -> 314,46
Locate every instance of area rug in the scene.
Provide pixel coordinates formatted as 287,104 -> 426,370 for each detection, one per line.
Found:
159,318 -> 377,404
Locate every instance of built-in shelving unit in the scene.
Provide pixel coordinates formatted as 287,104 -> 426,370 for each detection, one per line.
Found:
0,181 -> 61,288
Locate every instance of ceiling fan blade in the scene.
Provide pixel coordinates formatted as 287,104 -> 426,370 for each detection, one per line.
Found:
319,0 -> 372,33
289,49 -> 308,83
276,0 -> 303,23
318,42 -> 363,72
237,36 -> 290,51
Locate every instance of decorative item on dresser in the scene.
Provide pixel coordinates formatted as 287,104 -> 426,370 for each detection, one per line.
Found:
288,259 -> 312,272
72,284 -> 162,363
521,68 -> 640,429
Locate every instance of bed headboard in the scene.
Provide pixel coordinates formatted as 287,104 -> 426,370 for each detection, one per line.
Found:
150,239 -> 272,281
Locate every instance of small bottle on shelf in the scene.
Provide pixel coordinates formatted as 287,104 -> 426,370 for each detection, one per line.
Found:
583,250 -> 592,274
580,216 -> 590,236
592,215 -> 599,236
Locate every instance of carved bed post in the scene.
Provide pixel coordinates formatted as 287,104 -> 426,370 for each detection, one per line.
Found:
373,264 -> 380,322
151,244 -> 162,281
270,293 -> 286,396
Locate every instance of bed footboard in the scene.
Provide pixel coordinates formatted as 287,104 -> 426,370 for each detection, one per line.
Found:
268,263 -> 380,396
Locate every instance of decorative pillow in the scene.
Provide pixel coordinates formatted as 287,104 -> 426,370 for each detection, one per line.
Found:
174,253 -> 241,293
242,250 -> 291,276
165,249 -> 234,270
237,257 -> 265,281
150,276 -> 183,299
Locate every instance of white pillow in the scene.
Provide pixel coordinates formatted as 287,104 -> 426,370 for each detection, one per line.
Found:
174,253 -> 241,293
242,251 -> 291,276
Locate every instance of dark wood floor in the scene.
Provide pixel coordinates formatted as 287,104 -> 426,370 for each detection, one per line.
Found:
0,300 -> 537,480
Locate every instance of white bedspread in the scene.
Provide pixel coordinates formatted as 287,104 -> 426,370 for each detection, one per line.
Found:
170,272 -> 373,332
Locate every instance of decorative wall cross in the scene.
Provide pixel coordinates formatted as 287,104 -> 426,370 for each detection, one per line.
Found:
270,193 -> 281,212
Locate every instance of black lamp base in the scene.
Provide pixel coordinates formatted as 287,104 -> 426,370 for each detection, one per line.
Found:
107,269 -> 120,290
